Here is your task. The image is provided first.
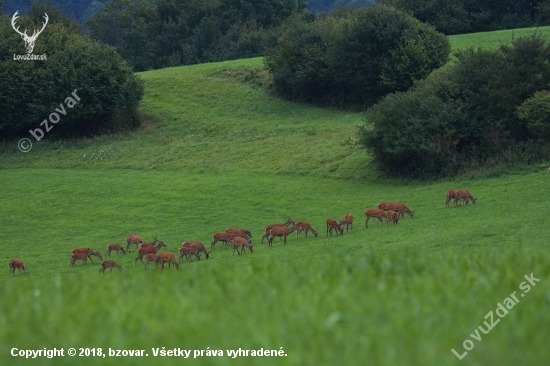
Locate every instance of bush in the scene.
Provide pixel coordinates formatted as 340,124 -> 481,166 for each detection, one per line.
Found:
0,12 -> 144,138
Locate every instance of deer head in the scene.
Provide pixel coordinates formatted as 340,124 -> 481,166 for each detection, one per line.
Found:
12,11 -> 49,54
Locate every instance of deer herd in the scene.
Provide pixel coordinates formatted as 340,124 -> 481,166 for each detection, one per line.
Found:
8,189 -> 477,275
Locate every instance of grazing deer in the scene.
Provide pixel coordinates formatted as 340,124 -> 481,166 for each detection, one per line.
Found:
267,225 -> 297,246
386,210 -> 399,225
295,221 -> 318,238
105,243 -> 126,257
445,191 -> 458,208
11,11 -> 48,54
99,260 -> 122,274
364,209 -> 387,228
377,202 -> 415,218
143,254 -> 159,269
182,241 -> 210,260
126,234 -> 143,252
70,252 -> 89,266
226,228 -> 252,239
211,232 -> 237,250
9,259 -> 27,275
326,219 -> 344,236
72,248 -> 103,263
339,213 -> 354,232
232,236 -> 253,255
157,252 -> 179,270
261,218 -> 295,243
140,236 -> 160,248
454,190 -> 477,207
178,246 -> 197,263
134,242 -> 166,266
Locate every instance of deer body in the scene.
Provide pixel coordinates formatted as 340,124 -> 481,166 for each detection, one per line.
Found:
9,259 -> 27,275
364,209 -> 387,228
99,260 -> 121,273
134,242 -> 166,266
105,243 -> 126,257
326,219 -> 344,236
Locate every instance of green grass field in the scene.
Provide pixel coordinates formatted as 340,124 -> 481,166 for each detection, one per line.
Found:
1,27 -> 549,366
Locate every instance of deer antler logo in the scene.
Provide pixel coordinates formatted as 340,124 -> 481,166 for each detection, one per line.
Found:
11,11 -> 49,54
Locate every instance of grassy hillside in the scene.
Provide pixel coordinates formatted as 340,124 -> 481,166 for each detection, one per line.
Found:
1,27 -> 550,366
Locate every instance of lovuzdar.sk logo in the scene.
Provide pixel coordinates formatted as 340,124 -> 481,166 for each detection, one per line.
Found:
12,10 -> 48,61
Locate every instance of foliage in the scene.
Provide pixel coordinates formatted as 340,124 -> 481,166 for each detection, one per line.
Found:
265,5 -> 450,109
358,34 -> 550,179
0,10 -> 144,138
516,90 -> 550,141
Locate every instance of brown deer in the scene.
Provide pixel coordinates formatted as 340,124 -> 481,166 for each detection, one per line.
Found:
267,225 -> 297,246
261,218 -> 295,243
157,252 -> 179,270
339,213 -> 354,232
364,209 -> 387,228
99,260 -> 122,274
9,259 -> 27,275
386,210 -> 399,225
445,190 -> 458,208
232,236 -> 253,255
178,246 -> 197,262
72,248 -> 103,263
70,252 -> 89,266
143,254 -> 159,269
376,202 -> 415,218
211,232 -> 237,250
126,234 -> 143,252
295,221 -> 318,238
225,228 -> 251,239
140,237 -> 160,248
326,219 -> 344,236
105,243 -> 126,257
134,242 -> 166,266
454,190 -> 477,206
182,241 -> 210,260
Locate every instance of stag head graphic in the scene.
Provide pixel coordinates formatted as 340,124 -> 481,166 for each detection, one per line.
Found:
11,11 -> 49,54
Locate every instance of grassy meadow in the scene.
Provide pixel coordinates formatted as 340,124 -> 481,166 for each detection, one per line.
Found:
1,27 -> 550,366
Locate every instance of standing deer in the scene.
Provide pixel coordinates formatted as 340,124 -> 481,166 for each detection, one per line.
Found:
261,218 -> 295,243
295,221 -> 318,238
72,248 -> 103,263
376,202 -> 414,218
211,232 -> 237,250
11,11 -> 49,54
70,252 -> 89,267
364,209 -> 387,228
454,190 -> 477,206
126,234 -> 143,252
157,252 -> 179,270
105,243 -> 126,257
99,260 -> 122,274
134,242 -> 166,266
386,210 -> 399,225
339,213 -> 354,232
232,236 -> 253,255
326,219 -> 344,236
445,190 -> 458,208
140,237 -> 160,248
143,254 -> 159,269
267,225 -> 297,246
9,259 -> 27,275
178,246 -> 197,263
182,241 -> 210,260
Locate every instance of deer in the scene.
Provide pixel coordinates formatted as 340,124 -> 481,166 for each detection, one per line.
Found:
225,228 -> 251,239
261,218 -> 295,243
364,209 -> 387,228
9,259 -> 27,275
182,241 -> 210,260
157,252 -> 179,270
70,252 -> 89,267
211,232 -> 237,250
140,237 -> 160,248
267,225 -> 297,246
126,234 -> 143,252
143,254 -> 160,269
72,248 -> 103,263
445,190 -> 458,208
386,210 -> 399,225
295,221 -> 318,238
178,246 -> 197,263
232,236 -> 253,255
454,190 -> 477,206
99,260 -> 122,274
105,243 -> 126,257
11,11 -> 49,54
339,213 -> 354,232
326,219 -> 344,236
134,241 -> 166,266
376,202 -> 415,218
